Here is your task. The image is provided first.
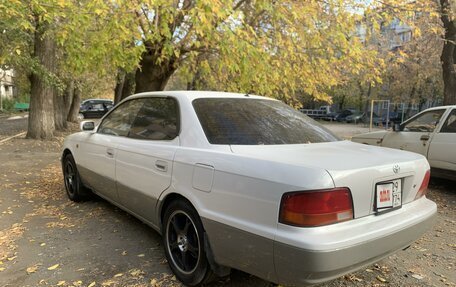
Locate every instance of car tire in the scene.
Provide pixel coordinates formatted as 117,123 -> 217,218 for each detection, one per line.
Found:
163,200 -> 215,286
62,153 -> 90,202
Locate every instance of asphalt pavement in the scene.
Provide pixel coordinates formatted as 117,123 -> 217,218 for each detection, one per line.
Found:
0,114 -> 28,140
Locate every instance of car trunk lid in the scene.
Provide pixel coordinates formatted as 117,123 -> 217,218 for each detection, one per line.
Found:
230,140 -> 428,218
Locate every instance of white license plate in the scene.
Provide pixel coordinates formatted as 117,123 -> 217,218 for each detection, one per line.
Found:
376,179 -> 402,211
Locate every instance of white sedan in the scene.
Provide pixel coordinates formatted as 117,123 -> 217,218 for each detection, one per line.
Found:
352,105 -> 456,180
61,91 -> 436,286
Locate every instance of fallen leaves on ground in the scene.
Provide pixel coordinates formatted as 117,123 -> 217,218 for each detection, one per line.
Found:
47,263 -> 59,270
376,275 -> 387,283
344,274 -> 363,282
130,268 -> 144,277
26,264 -> 39,274
19,165 -> 63,201
0,223 -> 25,266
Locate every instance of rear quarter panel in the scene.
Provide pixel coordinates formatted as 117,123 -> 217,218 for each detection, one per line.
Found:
160,147 -> 334,282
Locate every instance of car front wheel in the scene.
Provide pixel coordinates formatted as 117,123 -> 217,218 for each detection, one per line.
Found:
163,200 -> 214,286
62,153 -> 90,202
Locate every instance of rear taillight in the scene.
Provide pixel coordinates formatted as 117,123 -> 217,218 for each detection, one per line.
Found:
279,188 -> 353,227
415,169 -> 430,200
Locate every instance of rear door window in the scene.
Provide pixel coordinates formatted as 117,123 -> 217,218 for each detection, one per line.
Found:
128,97 -> 179,140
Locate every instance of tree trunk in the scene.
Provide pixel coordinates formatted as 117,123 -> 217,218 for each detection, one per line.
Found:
363,82 -> 372,115
134,43 -> 177,93
405,85 -> 417,119
63,80 -> 74,117
54,81 -> 72,131
338,94 -> 346,110
357,82 -> 364,111
54,91 -> 68,131
67,85 -> 81,123
440,0 -> 456,105
121,71 -> 136,101
187,68 -> 203,90
114,69 -> 126,104
27,20 -> 56,140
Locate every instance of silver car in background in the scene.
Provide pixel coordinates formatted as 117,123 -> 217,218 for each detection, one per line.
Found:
352,105 -> 456,180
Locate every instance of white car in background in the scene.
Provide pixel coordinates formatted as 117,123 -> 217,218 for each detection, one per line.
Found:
61,91 -> 436,286
352,105 -> 456,180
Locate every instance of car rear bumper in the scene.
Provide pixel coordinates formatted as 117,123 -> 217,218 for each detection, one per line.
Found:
273,197 -> 437,286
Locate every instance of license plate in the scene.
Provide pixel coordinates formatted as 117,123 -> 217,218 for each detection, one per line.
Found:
376,179 -> 402,211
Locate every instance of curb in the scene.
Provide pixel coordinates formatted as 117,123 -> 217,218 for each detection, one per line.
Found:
0,131 -> 27,145
7,115 -> 29,120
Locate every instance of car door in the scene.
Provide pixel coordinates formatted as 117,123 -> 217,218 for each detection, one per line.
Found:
427,108 -> 456,171
78,99 -> 143,202
382,109 -> 446,157
115,97 -> 180,226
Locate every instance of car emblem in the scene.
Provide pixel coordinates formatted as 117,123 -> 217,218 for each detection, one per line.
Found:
393,164 -> 400,174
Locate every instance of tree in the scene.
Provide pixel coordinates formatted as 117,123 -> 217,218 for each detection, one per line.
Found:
2,0 -> 449,140
329,1 -> 445,112
27,19 -> 57,139
1,0 -> 141,138
112,1 -> 387,103
440,0 -> 456,105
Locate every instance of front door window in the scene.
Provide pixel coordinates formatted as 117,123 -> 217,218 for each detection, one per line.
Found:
403,110 -> 445,132
98,100 -> 143,137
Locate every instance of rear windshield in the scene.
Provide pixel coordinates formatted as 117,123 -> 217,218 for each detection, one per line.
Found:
192,98 -> 339,145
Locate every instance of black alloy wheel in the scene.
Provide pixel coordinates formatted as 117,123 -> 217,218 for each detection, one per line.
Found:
163,200 -> 214,286
62,153 -> 89,201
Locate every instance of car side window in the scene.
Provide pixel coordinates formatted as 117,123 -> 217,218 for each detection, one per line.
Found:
403,110 -> 445,132
98,100 -> 143,137
92,103 -> 104,111
128,97 -> 179,140
440,110 -> 456,133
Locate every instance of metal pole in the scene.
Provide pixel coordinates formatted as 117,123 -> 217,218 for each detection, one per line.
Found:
370,100 -> 374,131
386,100 -> 390,129
0,85 -> 3,112
401,105 -> 405,123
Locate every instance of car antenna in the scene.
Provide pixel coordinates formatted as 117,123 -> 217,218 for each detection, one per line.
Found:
244,93 -> 250,97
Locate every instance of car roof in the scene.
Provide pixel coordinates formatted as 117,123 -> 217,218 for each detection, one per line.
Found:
126,91 -> 277,102
421,105 -> 456,111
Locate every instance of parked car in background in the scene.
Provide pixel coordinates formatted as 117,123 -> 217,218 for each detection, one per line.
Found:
321,111 -> 339,121
62,91 -> 436,286
335,109 -> 357,122
299,105 -> 332,119
79,99 -> 114,119
352,105 -> 456,180
345,111 -> 364,123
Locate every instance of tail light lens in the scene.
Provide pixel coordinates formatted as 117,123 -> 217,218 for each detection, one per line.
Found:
279,188 -> 353,227
415,169 -> 430,200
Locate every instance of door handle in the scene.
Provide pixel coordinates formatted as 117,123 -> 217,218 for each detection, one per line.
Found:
420,135 -> 430,141
106,148 -> 114,158
155,160 -> 168,172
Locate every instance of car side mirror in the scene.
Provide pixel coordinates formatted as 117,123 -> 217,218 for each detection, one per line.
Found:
393,123 -> 401,132
80,121 -> 95,131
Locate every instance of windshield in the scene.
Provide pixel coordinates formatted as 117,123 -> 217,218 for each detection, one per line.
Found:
192,98 -> 340,145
